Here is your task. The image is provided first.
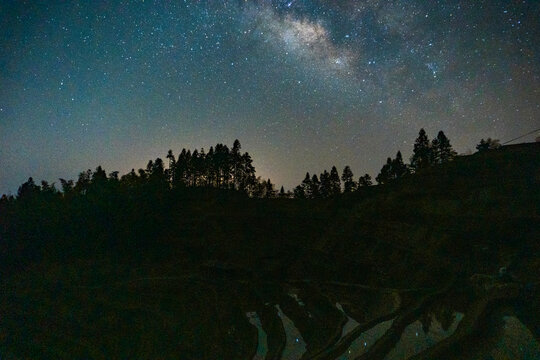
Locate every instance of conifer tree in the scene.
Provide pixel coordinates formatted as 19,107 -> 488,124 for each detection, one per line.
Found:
137,168 -> 147,182
152,158 -> 165,178
377,151 -> 408,184
150,158 -> 168,190
190,150 -> 199,186
301,172 -> 311,197
319,170 -> 331,198
293,185 -> 305,199
376,157 -> 393,184
120,169 -> 138,188
75,169 -> 93,194
166,150 -> 175,183
232,139 -> 242,190
341,166 -> 356,192
145,160 -> 154,177
17,177 -> 41,199
174,149 -> 188,187
391,151 -> 409,178
265,178 -> 277,198
358,174 -> 372,187
329,166 -> 341,195
239,152 -> 256,193
184,150 -> 193,186
430,136 -> 440,164
411,128 -> 431,170
309,174 -> 320,198
435,131 -> 457,163
59,178 -> 75,194
92,166 -> 107,183
250,177 -> 265,198
476,138 -> 500,152
198,148 -> 207,186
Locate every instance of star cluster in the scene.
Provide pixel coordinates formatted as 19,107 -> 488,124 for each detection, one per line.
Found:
1,0 -> 539,194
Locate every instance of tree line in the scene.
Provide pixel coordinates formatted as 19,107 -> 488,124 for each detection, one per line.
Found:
376,128 -> 458,184
0,140 -> 269,272
291,129 -> 459,198
1,131 -> 499,204
0,130 -> 507,277
5,140 -> 287,202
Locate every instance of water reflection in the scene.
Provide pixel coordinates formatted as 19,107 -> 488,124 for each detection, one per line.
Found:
384,312 -> 464,360
275,305 -> 307,360
335,302 -> 360,340
336,318 -> 394,360
246,312 -> 268,360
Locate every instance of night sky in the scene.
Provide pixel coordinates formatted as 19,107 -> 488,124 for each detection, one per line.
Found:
1,1 -> 539,195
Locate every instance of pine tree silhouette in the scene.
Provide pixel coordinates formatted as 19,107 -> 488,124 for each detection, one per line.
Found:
341,166 -> 356,193
309,174 -> 320,199
319,170 -> 330,198
358,174 -> 372,187
329,166 -> 341,195
411,128 -> 431,170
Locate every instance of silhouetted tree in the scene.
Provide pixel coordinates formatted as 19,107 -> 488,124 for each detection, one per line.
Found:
308,174 -> 320,199
174,149 -> 189,187
166,149 -> 175,183
376,157 -> 393,185
0,194 -> 11,207
300,173 -> 311,198
239,152 -> 256,193
74,170 -> 92,194
213,144 -> 231,188
138,168 -> 148,182
231,139 -> 242,190
358,174 -> 372,187
59,178 -> 74,194
476,138 -> 501,152
430,135 -> 440,164
120,169 -> 139,189
92,166 -> 107,186
432,131 -> 456,163
293,185 -> 305,199
17,177 -> 40,199
377,151 -> 409,184
204,146 -> 214,186
279,186 -> 287,198
250,177 -> 266,198
411,128 -> 431,170
341,166 -> 356,193
264,178 -> 277,198
329,166 -> 341,195
392,151 -> 409,178
149,158 -> 168,190
146,160 -> 154,178
198,148 -> 208,186
319,170 -> 331,198
184,150 -> 192,185
190,150 -> 199,186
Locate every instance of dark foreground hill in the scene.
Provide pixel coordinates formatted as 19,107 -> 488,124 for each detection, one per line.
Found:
0,142 -> 539,359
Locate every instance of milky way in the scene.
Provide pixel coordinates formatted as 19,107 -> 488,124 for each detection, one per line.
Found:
1,1 -> 539,194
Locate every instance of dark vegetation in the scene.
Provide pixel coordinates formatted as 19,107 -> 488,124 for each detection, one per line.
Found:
0,133 -> 538,359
